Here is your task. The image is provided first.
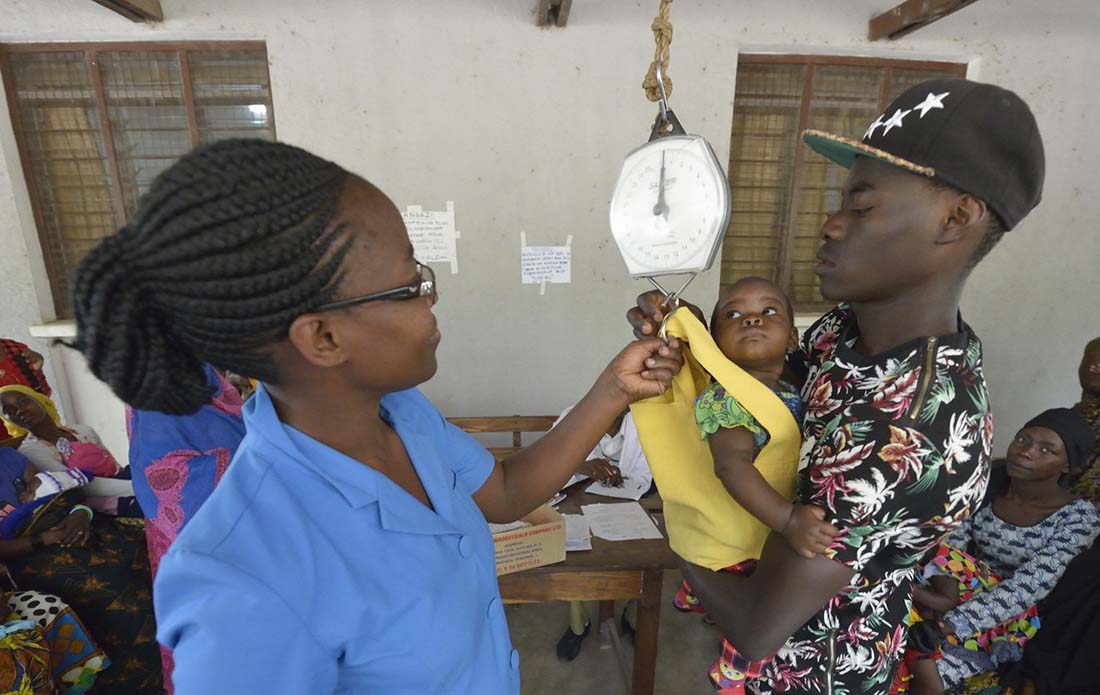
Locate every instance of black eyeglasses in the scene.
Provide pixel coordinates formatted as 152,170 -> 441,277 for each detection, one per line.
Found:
315,262 -> 437,312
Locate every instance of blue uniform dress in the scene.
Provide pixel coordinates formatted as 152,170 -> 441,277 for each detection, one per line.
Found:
154,385 -> 518,695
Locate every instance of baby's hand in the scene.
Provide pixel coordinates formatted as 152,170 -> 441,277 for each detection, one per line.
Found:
781,504 -> 838,559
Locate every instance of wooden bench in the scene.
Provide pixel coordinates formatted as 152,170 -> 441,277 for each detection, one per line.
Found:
447,415 -> 557,460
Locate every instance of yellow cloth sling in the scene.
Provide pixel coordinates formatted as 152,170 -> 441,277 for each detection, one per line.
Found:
629,307 -> 801,570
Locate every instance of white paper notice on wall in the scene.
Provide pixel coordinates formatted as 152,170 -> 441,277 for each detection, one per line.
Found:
520,232 -> 572,295
403,202 -> 459,274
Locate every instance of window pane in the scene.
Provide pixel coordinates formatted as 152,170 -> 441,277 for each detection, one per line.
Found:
886,66 -> 967,103
2,44 -> 277,317
188,50 -> 275,144
792,66 -> 885,309
99,50 -> 192,216
721,63 -> 805,298
6,51 -> 115,312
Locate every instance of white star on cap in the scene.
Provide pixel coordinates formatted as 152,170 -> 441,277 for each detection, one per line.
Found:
913,91 -> 950,118
882,108 -> 911,135
863,115 -> 886,141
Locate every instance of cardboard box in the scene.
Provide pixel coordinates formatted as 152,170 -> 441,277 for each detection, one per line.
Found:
492,504 -> 566,576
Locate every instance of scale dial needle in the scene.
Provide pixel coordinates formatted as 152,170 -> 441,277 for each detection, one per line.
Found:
652,151 -> 669,220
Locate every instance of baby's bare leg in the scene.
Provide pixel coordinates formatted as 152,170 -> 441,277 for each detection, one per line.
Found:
908,658 -> 946,695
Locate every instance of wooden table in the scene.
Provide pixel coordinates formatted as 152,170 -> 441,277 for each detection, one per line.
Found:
497,487 -> 678,695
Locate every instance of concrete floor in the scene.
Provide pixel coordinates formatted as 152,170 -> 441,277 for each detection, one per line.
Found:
505,569 -> 720,695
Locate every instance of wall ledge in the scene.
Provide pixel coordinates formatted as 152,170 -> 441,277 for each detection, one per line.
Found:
29,320 -> 76,339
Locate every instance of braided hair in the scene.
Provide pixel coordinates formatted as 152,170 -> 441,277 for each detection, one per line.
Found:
69,139 -> 351,415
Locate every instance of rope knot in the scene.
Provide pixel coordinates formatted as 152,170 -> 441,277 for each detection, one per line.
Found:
642,0 -> 674,103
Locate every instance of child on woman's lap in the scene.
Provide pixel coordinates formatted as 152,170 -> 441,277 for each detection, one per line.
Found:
678,277 -> 837,693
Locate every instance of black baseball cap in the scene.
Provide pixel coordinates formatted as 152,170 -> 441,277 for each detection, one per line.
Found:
802,78 -> 1045,230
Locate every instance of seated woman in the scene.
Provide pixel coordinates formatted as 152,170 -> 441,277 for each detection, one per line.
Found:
0,446 -> 162,694
126,363 -> 247,691
0,385 -> 137,516
1069,336 -> 1100,502
904,408 -> 1100,694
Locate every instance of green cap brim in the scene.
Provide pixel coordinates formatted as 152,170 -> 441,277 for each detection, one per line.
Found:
801,129 -> 935,178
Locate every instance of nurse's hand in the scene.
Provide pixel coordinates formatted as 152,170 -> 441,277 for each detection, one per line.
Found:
626,290 -> 707,338
598,337 -> 682,405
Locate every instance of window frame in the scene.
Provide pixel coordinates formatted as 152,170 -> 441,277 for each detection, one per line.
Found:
0,41 -> 273,316
728,54 -> 967,312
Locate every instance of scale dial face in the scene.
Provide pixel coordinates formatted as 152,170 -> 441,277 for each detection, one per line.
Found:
609,134 -> 731,278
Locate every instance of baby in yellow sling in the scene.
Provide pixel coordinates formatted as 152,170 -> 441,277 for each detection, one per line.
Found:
630,277 -> 837,692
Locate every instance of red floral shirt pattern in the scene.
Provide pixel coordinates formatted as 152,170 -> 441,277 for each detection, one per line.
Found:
752,305 -> 992,695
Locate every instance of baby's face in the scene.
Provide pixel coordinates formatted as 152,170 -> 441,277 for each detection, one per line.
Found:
17,471 -> 40,504
711,279 -> 795,371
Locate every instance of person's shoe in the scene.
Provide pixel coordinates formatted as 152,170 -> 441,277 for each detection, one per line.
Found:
555,620 -> 590,661
620,607 -> 636,645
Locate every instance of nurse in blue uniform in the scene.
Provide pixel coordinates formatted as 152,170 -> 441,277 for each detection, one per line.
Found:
67,138 -> 682,695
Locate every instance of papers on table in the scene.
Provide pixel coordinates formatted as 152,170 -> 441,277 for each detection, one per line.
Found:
563,513 -> 592,552
585,475 -> 651,501
581,502 -> 663,541
488,520 -> 530,534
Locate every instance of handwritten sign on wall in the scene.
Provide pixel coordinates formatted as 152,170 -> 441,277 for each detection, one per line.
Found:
520,232 -> 572,295
403,202 -> 458,273
521,246 -> 571,284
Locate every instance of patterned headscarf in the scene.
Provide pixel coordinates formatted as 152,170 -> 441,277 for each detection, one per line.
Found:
0,385 -> 61,439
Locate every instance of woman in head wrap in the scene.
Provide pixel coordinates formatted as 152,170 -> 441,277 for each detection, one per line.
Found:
0,386 -> 136,516
1068,337 -> 1100,502
901,408 -> 1100,694
0,339 -> 50,405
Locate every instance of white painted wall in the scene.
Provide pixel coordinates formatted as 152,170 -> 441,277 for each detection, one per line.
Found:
0,0 -> 1097,462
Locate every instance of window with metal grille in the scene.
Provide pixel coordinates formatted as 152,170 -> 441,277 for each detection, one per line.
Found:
0,42 -> 275,317
722,56 -> 967,312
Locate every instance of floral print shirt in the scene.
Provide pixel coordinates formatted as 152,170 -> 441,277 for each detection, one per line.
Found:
752,305 -> 992,695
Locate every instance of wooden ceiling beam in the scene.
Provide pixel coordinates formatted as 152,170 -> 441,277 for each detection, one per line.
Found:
536,0 -> 573,27
869,0 -> 980,41
90,0 -> 164,22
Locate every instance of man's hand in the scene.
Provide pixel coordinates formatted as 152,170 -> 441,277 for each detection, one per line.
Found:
579,458 -> 623,487
626,290 -> 706,339
780,505 -> 838,559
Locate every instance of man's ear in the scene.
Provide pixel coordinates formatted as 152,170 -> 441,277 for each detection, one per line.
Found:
937,193 -> 989,246
286,313 -> 347,368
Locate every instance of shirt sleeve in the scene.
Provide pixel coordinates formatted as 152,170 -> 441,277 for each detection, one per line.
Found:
813,421 -> 986,576
694,382 -> 766,444
156,549 -> 338,695
18,440 -> 65,473
440,419 -> 496,494
945,505 -> 1100,636
19,439 -> 134,498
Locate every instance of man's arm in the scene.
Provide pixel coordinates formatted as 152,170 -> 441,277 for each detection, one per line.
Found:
678,533 -> 854,660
